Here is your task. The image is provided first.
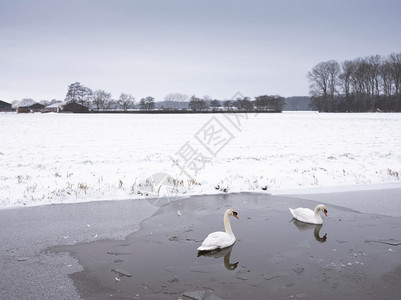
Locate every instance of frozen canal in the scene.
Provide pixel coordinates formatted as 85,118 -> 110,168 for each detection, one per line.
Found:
1,187 -> 401,299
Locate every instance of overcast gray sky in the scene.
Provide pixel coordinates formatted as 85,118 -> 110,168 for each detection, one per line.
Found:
1,0 -> 401,103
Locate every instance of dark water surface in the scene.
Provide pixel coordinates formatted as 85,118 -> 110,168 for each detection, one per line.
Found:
53,193 -> 401,299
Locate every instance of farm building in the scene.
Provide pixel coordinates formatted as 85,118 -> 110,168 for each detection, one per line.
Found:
0,100 -> 12,112
17,103 -> 45,113
44,102 -> 65,113
29,103 -> 45,112
17,106 -> 31,113
62,102 -> 89,113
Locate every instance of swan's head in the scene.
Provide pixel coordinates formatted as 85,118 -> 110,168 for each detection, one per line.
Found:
320,205 -> 328,216
228,208 -> 239,219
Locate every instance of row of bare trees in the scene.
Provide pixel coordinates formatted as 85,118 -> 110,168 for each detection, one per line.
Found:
187,95 -> 285,112
65,82 -> 138,111
64,83 -> 285,112
307,52 -> 401,112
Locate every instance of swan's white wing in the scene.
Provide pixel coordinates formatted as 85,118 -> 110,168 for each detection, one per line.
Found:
289,207 -> 321,224
197,231 -> 235,251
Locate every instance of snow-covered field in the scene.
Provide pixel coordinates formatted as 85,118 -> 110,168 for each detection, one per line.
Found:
1,112 -> 400,208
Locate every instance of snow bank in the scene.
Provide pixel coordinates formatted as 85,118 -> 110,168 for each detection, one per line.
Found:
1,112 -> 400,208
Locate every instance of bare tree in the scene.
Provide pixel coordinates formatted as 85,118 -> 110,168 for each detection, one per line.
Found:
11,100 -> 20,109
339,60 -> 356,111
65,82 -> 92,106
388,52 -> 401,111
380,61 -> 394,111
367,55 -> 382,110
210,99 -> 220,111
164,93 -> 189,109
188,95 -> 206,111
233,96 -> 253,111
307,60 -> 340,112
118,93 -> 135,111
39,100 -> 50,106
139,96 -> 155,110
92,90 -> 112,111
18,98 -> 35,107
202,95 -> 212,110
223,100 -> 233,111
254,95 -> 285,112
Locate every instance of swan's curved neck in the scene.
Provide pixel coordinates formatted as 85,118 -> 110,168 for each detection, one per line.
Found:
314,205 -> 323,222
314,205 -> 322,215
224,211 -> 233,235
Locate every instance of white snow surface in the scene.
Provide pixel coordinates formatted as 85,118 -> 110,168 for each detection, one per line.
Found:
1,112 -> 401,208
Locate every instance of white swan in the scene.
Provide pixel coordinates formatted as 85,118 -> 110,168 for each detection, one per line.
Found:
289,204 -> 328,225
197,208 -> 239,252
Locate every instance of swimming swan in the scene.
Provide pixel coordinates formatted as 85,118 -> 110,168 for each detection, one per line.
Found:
289,204 -> 327,225
197,208 -> 239,252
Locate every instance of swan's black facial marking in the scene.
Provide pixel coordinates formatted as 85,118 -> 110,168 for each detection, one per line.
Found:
233,211 -> 239,219
323,209 -> 328,216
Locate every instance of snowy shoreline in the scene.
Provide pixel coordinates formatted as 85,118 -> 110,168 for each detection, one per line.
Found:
1,112 -> 400,208
1,181 -> 401,211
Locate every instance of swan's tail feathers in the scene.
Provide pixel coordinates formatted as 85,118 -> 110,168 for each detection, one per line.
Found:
289,208 -> 295,218
197,245 -> 215,252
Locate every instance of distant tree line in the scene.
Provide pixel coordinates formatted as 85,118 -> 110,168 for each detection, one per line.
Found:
63,82 -> 286,112
9,88 -> 287,113
307,52 -> 401,112
185,95 -> 285,112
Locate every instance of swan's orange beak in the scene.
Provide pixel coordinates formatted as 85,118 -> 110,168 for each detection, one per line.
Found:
233,211 -> 239,219
324,209 -> 328,216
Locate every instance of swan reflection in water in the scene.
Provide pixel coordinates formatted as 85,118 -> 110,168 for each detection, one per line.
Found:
291,219 -> 327,243
197,245 -> 239,270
